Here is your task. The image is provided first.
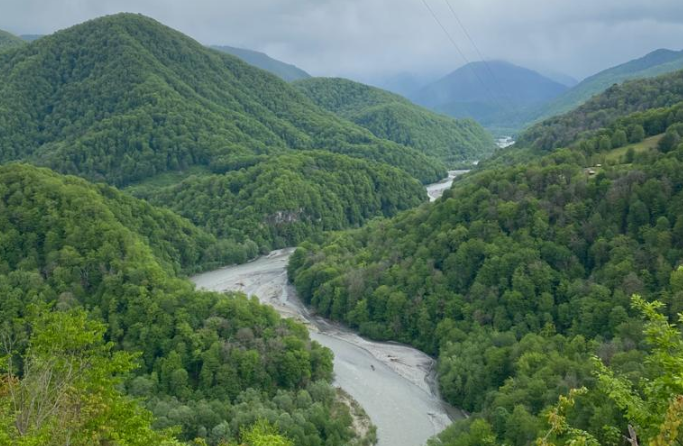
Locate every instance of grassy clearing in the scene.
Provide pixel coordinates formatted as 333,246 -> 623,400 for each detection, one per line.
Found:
124,165 -> 211,195
604,134 -> 663,163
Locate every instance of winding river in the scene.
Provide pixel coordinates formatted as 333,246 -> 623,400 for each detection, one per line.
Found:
191,171 -> 466,446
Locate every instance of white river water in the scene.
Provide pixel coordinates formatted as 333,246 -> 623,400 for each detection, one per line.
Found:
426,170 -> 468,202
191,173 -> 464,446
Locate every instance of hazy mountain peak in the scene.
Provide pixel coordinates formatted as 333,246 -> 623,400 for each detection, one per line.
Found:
410,60 -> 567,132
211,44 -> 310,82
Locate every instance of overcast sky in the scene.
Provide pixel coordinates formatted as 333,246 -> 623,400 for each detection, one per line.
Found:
1,0 -> 682,84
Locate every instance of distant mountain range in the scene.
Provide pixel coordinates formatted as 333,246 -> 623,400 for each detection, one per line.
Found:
211,45 -> 310,82
410,60 -> 568,134
526,48 -> 683,125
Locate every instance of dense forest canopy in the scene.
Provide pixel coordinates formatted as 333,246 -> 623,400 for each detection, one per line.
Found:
0,13 -> 445,186
3,8 -> 683,446
0,13 -> 457,268
0,29 -> 25,52
294,77 -> 496,166
0,164 -> 365,445
289,83 -> 683,445
133,151 -> 427,253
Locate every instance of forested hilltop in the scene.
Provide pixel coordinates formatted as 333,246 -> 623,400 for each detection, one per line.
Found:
294,77 -> 496,166
0,30 -> 25,52
0,13 -> 444,185
0,12 -> 453,260
517,68 -> 683,152
0,164 -> 368,445
527,48 -> 683,126
133,151 -> 426,252
288,69 -> 683,445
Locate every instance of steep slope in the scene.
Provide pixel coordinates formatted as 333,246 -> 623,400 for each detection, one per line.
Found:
0,13 -> 444,185
0,164 -> 253,275
411,60 -> 568,131
134,150 -> 427,250
0,163 -> 361,444
294,77 -> 497,165
529,48 -> 683,124
0,29 -> 25,51
289,95 -> 683,445
211,44 -> 310,82
518,68 -> 683,151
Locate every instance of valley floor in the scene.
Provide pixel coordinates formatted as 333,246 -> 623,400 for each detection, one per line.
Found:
190,172 -> 465,446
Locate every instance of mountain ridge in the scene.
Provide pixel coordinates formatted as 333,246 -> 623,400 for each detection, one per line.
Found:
294,76 -> 497,165
0,12 -> 445,185
0,29 -> 26,51
411,60 -> 568,132
526,48 -> 683,125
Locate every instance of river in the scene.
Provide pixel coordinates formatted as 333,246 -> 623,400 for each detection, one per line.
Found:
426,170 -> 468,202
191,173 -> 464,446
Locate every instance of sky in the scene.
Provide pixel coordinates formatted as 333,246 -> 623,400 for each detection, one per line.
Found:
1,0 -> 683,85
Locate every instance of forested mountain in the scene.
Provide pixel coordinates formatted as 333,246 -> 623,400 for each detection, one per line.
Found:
529,48 -> 683,125
288,75 -> 683,444
132,151 -> 427,252
294,77 -> 497,165
411,61 -> 568,132
518,68 -> 683,152
0,164 -> 366,445
0,13 -> 445,186
0,29 -> 25,51
211,45 -> 311,82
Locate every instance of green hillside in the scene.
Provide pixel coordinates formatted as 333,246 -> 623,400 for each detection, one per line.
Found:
0,164 -> 363,445
294,77 -> 496,165
0,13 -> 445,186
518,68 -> 683,151
211,45 -> 311,82
0,29 -> 25,51
528,48 -> 683,125
133,150 -> 426,251
288,78 -> 683,444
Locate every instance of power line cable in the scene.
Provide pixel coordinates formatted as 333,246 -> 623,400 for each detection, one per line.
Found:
442,0 -> 517,113
419,0 -> 504,110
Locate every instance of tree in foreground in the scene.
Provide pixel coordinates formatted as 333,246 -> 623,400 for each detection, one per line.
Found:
237,420 -> 294,446
537,295 -> 683,446
0,307 -> 181,446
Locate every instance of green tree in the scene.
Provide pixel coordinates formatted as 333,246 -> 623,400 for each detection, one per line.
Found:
598,135 -> 612,151
629,125 -> 646,143
611,129 -> 628,148
658,128 -> 681,153
0,308 -> 180,446
538,296 -> 683,446
239,420 -> 293,446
